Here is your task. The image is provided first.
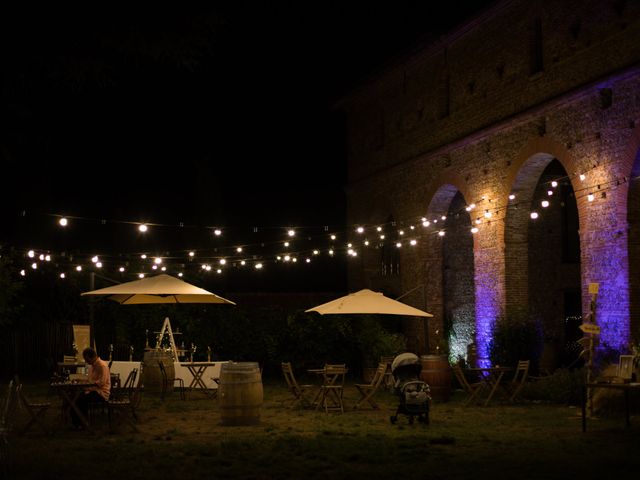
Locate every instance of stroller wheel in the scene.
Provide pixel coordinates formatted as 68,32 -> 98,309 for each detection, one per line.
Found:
390,415 -> 397,424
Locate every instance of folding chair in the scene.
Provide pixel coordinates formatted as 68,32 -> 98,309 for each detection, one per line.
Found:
14,376 -> 51,436
281,362 -> 313,408
380,356 -> 395,391
452,364 -> 485,406
108,368 -> 140,433
504,360 -> 530,402
1,380 -> 18,477
353,361 -> 387,410
158,361 -> 185,400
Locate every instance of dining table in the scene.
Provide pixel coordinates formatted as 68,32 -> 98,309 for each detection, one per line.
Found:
463,366 -> 513,406
307,365 -> 348,411
582,381 -> 640,432
178,361 -> 225,394
49,380 -> 97,432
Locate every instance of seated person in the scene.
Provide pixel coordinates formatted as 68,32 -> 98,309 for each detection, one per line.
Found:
71,347 -> 111,429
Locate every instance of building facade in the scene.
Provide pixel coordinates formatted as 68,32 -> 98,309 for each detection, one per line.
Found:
339,0 -> 640,366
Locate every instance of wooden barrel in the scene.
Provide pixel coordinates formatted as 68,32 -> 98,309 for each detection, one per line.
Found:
218,362 -> 263,426
142,350 -> 174,394
420,355 -> 452,401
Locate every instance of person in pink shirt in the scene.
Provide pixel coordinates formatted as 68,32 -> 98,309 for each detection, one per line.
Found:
71,347 -> 111,429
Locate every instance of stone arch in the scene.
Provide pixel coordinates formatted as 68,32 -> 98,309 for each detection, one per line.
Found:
505,138 -> 583,369
625,126 -> 640,346
421,175 -> 475,361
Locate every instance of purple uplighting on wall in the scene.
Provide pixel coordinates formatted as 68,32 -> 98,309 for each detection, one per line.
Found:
593,255 -> 630,352
474,257 -> 502,368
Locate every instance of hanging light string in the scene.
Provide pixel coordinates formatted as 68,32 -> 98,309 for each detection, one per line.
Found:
8,161 -> 632,279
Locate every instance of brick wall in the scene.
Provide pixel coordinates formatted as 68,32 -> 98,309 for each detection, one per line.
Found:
341,0 -> 640,362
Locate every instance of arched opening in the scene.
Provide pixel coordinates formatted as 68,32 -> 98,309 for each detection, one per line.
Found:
505,156 -> 581,371
443,192 -> 476,363
629,151 -> 640,345
424,185 -> 475,363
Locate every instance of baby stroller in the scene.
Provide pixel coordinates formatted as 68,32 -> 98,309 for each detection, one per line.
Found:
390,353 -> 431,425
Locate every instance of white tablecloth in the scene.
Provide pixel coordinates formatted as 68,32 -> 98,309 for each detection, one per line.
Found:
110,360 -> 226,389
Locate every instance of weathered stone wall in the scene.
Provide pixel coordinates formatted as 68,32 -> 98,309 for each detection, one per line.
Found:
341,0 -> 640,361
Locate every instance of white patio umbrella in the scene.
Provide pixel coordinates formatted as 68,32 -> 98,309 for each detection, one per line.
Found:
305,289 -> 432,317
81,273 -> 236,305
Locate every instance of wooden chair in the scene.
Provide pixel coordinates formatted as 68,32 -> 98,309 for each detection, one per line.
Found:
353,362 -> 387,410
1,380 -> 18,477
380,356 -> 395,391
504,360 -> 530,402
452,364 -> 485,406
158,361 -> 185,400
107,368 -> 140,433
281,362 -> 313,409
319,364 -> 347,413
14,376 -> 51,436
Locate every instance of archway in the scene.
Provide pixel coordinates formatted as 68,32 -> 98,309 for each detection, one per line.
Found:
424,184 -> 475,363
629,151 -> 640,345
505,155 -> 581,371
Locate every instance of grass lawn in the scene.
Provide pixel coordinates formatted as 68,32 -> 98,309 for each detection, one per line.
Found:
5,379 -> 640,479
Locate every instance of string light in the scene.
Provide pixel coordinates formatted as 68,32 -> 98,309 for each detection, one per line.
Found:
287,229 -> 295,237
60,273 -> 65,279
76,266 -> 82,271
580,174 -> 586,181
138,224 -> 148,232
119,267 -> 125,272
255,263 -> 263,269
214,229 -> 222,236
31,263 -> 37,269
138,273 -> 145,278
410,239 -> 417,246
10,161 -> 624,282
59,217 -> 68,227
154,257 -> 162,264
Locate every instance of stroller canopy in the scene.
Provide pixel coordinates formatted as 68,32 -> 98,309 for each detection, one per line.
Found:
391,353 -> 420,374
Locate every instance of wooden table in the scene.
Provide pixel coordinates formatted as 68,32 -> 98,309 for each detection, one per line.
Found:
50,381 -> 96,432
307,366 -> 348,411
463,367 -> 513,406
179,362 -> 219,393
582,382 -> 640,432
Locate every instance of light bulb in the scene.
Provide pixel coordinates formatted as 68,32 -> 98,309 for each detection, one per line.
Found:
59,217 -> 68,227
530,212 -> 539,219
139,224 -> 148,232
541,200 -> 549,208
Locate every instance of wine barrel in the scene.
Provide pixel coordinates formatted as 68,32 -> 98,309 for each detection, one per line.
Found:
218,362 -> 263,426
143,350 -> 174,394
420,355 -> 452,401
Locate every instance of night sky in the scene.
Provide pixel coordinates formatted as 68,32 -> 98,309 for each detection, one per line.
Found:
1,2 -> 494,290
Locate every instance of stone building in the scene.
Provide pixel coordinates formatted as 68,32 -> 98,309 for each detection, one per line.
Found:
337,0 -> 640,367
